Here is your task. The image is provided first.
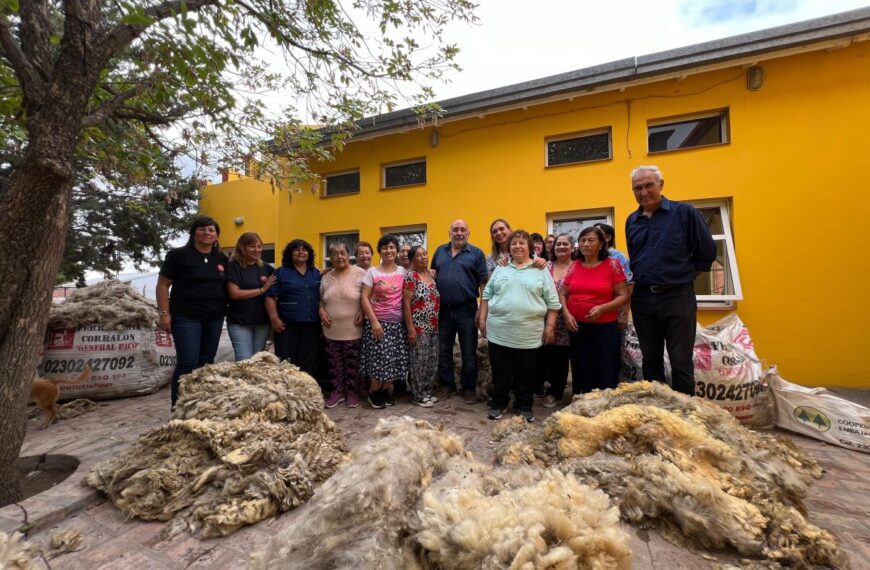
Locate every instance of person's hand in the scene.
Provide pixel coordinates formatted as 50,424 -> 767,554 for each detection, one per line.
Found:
262,274 -> 277,292
563,311 -> 578,332
408,329 -> 417,346
479,319 -> 487,339
319,308 -> 332,328
532,257 -> 547,269
429,269 -> 437,279
354,310 -> 364,327
270,316 -> 286,333
371,320 -> 385,340
586,305 -> 605,321
543,325 -> 555,345
158,313 -> 171,332
497,256 -> 509,267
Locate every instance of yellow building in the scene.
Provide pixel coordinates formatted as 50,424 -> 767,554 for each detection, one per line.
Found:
200,9 -> 870,389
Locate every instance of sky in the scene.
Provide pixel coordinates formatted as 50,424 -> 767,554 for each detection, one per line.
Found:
429,0 -> 867,101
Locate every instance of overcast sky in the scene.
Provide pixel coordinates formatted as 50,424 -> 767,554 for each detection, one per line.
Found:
431,0 -> 867,100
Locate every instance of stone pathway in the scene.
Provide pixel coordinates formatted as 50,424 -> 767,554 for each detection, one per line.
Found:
3,385 -> 869,569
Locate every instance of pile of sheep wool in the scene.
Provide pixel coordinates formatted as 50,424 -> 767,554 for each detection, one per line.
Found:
86,352 -> 349,538
0,531 -> 40,569
252,416 -> 631,569
48,280 -> 158,330
494,381 -> 848,569
453,338 -> 492,401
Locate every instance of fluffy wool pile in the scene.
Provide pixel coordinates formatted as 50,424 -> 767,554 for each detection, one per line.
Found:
494,381 -> 848,569
48,280 -> 158,330
251,417 -> 630,569
452,338 -> 492,401
0,531 -> 40,569
86,352 -> 349,538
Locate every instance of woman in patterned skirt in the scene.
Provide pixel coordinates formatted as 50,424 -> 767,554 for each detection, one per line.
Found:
402,245 -> 440,407
360,234 -> 409,409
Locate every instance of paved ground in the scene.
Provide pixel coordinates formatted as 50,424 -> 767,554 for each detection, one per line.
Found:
3,383 -> 869,569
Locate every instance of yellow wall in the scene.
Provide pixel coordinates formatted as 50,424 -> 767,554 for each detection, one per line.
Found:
198,176 -> 280,252
200,42 -> 870,388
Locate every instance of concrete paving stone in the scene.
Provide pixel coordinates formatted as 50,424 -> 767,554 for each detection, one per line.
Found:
96,548 -> 172,570
186,546 -> 245,568
158,535 -> 224,566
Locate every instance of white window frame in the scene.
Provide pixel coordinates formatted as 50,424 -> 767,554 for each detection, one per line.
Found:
322,231 -> 359,268
647,109 -> 729,154
547,209 -> 613,243
381,224 -> 427,249
689,199 -> 743,308
382,158 -> 427,189
545,127 -> 612,167
322,169 -> 360,197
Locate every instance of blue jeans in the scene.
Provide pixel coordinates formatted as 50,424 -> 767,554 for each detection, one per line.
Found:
170,314 -> 225,407
226,322 -> 271,361
438,301 -> 479,392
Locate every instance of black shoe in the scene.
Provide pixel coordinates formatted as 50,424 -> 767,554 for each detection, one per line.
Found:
368,391 -> 386,409
383,391 -> 396,406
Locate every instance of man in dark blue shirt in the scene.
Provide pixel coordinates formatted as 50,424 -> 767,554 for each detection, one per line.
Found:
431,219 -> 488,403
625,166 -> 716,396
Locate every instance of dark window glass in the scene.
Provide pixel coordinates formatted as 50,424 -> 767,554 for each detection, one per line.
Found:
648,114 -> 726,152
324,233 -> 359,268
384,161 -> 426,188
261,247 -> 275,264
547,132 -> 611,166
325,171 -> 360,196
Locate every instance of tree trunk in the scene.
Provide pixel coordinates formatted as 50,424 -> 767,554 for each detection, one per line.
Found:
0,143 -> 75,506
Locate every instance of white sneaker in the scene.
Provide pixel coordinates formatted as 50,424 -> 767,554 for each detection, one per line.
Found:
413,398 -> 434,408
426,395 -> 438,403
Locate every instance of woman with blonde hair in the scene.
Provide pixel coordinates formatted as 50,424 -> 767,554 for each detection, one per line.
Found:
226,232 -> 277,361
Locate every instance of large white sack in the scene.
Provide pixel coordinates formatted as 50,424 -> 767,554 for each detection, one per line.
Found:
768,369 -> 870,453
40,325 -> 174,400
620,314 -> 773,427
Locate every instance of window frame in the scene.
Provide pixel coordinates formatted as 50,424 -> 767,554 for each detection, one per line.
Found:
544,127 -> 613,168
647,109 -> 730,154
381,224 -> 428,250
546,209 -> 614,243
689,199 -> 743,308
321,169 -> 361,198
381,157 -> 427,190
321,230 -> 360,269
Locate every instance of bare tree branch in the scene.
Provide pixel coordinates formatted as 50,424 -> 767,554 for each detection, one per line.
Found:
114,104 -> 195,126
81,86 -> 146,128
0,16 -> 47,105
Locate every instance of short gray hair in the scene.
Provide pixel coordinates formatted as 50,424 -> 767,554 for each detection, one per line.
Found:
630,165 -> 663,184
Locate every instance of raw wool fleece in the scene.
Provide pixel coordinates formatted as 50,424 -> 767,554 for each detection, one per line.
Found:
48,280 -> 158,330
0,531 -> 42,569
494,381 -> 848,569
251,417 -> 630,570
452,337 -> 492,400
85,352 -> 349,538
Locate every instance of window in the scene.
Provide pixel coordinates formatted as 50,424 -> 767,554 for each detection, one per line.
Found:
323,170 -> 360,197
546,129 -> 611,167
690,200 -> 743,307
382,225 -> 427,249
648,110 -> 729,153
322,231 -> 359,268
383,159 -> 426,189
261,244 -> 275,265
547,210 -> 612,244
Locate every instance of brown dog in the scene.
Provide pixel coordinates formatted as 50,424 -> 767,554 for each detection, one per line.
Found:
30,365 -> 92,428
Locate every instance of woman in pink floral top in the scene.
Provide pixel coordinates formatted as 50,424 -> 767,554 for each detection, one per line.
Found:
536,233 -> 574,407
402,246 -> 440,406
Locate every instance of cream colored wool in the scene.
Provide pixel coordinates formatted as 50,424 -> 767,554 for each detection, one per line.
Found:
86,353 -> 349,538
494,381 -> 848,569
48,280 -> 158,330
0,531 -> 42,569
452,338 -> 492,400
48,527 -> 83,558
251,417 -> 630,570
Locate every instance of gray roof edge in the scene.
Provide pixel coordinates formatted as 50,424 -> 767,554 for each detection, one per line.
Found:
350,7 -> 870,137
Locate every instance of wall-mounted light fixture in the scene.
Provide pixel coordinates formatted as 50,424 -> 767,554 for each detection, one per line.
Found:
233,217 -> 245,225
429,128 -> 440,148
746,66 -> 765,91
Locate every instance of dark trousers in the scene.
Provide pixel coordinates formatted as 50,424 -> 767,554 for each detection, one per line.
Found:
488,341 -> 537,412
631,284 -> 697,395
568,321 -> 620,394
274,321 -> 320,377
438,301 -> 479,392
170,314 -> 225,407
536,344 -> 571,400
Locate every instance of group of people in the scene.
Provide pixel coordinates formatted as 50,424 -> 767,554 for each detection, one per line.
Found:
157,165 -> 716,422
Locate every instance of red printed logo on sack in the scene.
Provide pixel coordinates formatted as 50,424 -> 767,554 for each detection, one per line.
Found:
155,329 -> 173,348
46,328 -> 76,350
693,343 -> 712,371
733,327 -> 754,350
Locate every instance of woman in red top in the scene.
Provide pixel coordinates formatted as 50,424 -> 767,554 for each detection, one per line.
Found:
559,226 -> 630,393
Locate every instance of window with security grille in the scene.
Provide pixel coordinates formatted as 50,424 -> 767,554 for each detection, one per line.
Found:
323,170 -> 360,196
546,130 -> 611,166
383,159 -> 426,188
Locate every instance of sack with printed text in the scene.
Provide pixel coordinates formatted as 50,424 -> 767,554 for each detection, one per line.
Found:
620,314 -> 774,427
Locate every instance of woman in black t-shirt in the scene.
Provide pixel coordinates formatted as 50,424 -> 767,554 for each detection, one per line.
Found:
157,216 -> 228,409
226,232 -> 276,361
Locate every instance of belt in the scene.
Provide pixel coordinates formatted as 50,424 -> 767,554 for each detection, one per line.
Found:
635,283 -> 690,294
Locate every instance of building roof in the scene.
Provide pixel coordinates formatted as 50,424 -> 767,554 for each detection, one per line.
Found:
348,7 -> 870,140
